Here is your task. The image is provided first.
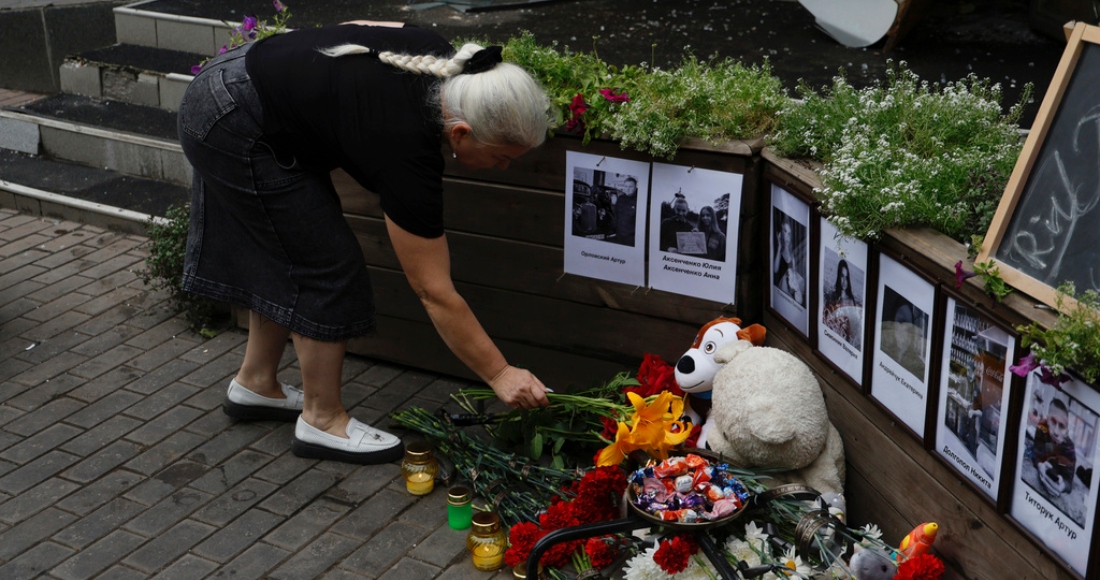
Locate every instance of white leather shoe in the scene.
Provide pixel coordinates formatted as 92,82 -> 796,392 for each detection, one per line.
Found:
222,379 -> 304,422
291,416 -> 404,464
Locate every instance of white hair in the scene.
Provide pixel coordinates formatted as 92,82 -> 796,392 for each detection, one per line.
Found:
319,42 -> 549,148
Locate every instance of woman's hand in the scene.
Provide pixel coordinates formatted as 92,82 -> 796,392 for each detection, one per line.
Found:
489,365 -> 550,410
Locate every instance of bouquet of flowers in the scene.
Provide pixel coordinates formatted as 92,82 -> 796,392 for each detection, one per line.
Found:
452,353 -> 700,469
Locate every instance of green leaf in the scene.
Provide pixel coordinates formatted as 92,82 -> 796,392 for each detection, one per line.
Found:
551,454 -> 564,470
530,432 -> 544,459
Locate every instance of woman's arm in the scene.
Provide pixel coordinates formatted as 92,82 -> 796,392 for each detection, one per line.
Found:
385,215 -> 550,409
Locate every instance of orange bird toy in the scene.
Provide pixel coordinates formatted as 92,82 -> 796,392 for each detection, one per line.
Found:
897,522 -> 938,563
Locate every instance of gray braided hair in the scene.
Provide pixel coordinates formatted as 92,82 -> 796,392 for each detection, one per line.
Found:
319,41 -> 549,148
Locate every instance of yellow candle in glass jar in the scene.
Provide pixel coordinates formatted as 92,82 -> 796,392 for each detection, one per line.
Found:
406,471 -> 434,495
471,543 -> 503,570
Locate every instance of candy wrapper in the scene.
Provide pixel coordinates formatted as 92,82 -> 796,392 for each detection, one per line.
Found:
628,453 -> 750,524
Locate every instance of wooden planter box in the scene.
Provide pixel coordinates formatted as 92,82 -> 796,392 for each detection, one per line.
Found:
321,135 -> 1078,579
334,132 -> 764,390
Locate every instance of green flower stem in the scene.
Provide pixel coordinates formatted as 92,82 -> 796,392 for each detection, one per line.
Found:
390,407 -> 583,527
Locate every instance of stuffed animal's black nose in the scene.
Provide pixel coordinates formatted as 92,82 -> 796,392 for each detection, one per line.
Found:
676,356 -> 695,374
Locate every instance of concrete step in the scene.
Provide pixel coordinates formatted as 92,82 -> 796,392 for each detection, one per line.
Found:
60,44 -> 203,112
114,0 -> 240,55
0,148 -> 187,232
0,93 -> 189,186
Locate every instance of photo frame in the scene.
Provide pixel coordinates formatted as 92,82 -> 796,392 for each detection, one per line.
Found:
647,162 -> 743,303
563,151 -> 650,286
869,250 -> 938,438
816,215 -> 870,386
933,294 -> 1017,502
1010,368 -> 1100,577
768,183 -> 812,337
979,22 -> 1100,308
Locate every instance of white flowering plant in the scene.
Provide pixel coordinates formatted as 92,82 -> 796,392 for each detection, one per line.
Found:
768,62 -> 1030,242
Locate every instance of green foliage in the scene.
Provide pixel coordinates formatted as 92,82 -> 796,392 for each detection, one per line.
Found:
974,260 -> 1012,303
453,371 -> 640,469
606,55 -> 786,159
768,62 -> 1030,242
502,32 -> 786,159
1018,283 -> 1100,384
140,205 -> 223,334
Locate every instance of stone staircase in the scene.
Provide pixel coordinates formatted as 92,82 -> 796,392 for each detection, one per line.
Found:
0,0 -> 256,233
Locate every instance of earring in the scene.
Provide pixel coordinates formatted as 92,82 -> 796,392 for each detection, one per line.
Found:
452,152 -> 457,159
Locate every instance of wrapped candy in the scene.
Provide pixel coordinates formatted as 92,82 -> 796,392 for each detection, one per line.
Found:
628,455 -> 750,523
654,456 -> 689,478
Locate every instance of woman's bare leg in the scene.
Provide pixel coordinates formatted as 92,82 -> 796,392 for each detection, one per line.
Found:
292,332 -> 351,437
234,311 -> 292,398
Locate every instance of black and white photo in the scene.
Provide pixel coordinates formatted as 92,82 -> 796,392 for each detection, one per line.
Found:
648,163 -> 742,303
768,184 -> 810,336
563,152 -> 650,286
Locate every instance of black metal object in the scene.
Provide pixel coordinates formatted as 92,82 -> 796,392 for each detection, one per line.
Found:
524,514 -> 746,579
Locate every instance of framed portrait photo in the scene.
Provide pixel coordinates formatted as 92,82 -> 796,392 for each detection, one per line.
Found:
1010,368 -> 1100,577
563,151 -> 650,286
934,296 -> 1016,502
870,251 -> 937,438
768,183 -> 811,337
816,216 -> 869,385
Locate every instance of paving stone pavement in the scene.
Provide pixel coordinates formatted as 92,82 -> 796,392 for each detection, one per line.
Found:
0,207 -> 519,579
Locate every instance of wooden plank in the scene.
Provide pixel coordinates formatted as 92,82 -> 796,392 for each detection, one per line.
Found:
367,265 -> 701,364
347,313 -> 637,391
335,170 -> 567,247
762,148 -> 825,191
345,214 -> 756,326
766,314 -> 1067,580
881,227 -> 1060,332
442,133 -> 757,193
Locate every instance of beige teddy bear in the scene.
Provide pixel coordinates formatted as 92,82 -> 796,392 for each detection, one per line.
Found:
705,339 -> 846,495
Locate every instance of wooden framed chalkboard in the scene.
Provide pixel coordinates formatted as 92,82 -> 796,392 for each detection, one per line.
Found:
980,22 -> 1100,309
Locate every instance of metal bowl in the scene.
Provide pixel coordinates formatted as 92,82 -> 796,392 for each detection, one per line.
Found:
626,448 -> 750,530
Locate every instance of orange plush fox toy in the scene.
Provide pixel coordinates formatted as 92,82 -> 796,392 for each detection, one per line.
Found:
673,317 -> 765,448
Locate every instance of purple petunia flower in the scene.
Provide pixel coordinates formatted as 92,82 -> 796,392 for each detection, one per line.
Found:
598,88 -> 630,103
1039,366 -> 1071,387
1010,352 -> 1039,378
273,0 -> 287,13
954,260 -> 976,289
241,15 -> 259,32
218,45 -> 229,55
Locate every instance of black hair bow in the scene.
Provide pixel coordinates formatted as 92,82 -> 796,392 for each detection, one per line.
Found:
462,45 -> 503,75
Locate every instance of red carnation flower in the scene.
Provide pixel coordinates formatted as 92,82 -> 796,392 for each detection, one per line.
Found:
585,537 -> 617,569
653,535 -> 699,574
539,499 -> 579,531
632,354 -> 684,398
503,521 -> 544,568
895,553 -> 945,580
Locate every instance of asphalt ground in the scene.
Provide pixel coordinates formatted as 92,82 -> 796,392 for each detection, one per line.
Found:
143,0 -> 1068,129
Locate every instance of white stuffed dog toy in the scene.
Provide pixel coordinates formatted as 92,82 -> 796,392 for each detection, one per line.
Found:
676,316 -> 846,495
674,317 -> 765,449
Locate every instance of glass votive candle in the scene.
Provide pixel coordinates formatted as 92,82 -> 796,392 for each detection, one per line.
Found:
466,511 -> 507,571
400,441 -> 438,496
447,485 -> 473,530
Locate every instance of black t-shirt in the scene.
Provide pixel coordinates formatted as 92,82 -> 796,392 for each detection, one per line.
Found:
246,24 -> 452,238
